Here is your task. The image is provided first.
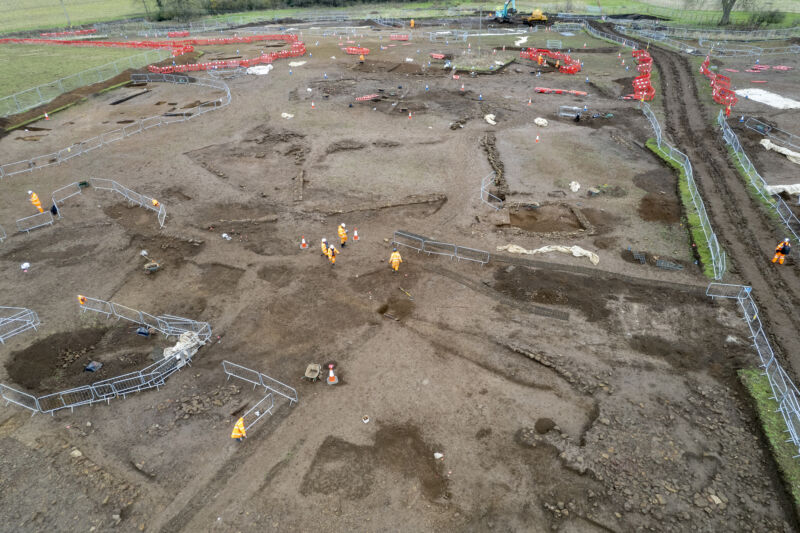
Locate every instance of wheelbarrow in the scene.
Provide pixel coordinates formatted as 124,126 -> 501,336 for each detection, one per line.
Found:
303,363 -> 322,383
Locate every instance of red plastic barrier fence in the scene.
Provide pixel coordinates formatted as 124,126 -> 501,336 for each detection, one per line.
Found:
390,35 -> 410,41
519,48 -> 581,74
344,47 -> 370,55
148,39 -> 307,73
622,50 -> 655,101
700,55 -> 738,108
355,94 -> 380,101
429,53 -> 445,60
535,87 -> 588,96
40,29 -> 97,37
167,31 -> 190,38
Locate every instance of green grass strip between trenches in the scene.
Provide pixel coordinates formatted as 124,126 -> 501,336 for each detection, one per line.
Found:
646,138 -> 714,279
724,145 -> 781,222
739,368 -> 800,511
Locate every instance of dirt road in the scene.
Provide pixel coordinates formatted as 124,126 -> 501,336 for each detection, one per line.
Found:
595,22 -> 800,374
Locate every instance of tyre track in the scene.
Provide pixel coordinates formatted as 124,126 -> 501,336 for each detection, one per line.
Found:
594,23 -> 800,374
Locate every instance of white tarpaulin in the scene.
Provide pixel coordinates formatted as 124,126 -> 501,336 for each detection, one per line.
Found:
484,114 -> 497,125
162,331 -> 204,365
246,65 -> 273,75
288,61 -> 307,67
497,243 -> 600,265
534,117 -> 548,127
760,138 -> 800,165
735,89 -> 800,110
766,184 -> 800,196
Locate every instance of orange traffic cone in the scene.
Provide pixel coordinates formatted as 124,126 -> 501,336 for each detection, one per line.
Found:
311,101 -> 316,109
300,236 -> 308,249
460,83 -> 464,91
527,98 -> 532,106
44,112 -> 50,120
353,228 -> 359,241
327,364 -> 338,385
535,135 -> 540,143
408,112 -> 412,119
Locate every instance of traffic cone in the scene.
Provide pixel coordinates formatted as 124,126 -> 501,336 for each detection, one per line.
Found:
327,364 -> 338,385
535,135 -> 540,143
44,112 -> 49,120
739,115 -> 745,122
311,101 -> 315,109
461,83 -> 464,91
527,98 -> 532,106
408,111 -> 412,119
300,236 -> 308,249
353,228 -> 359,241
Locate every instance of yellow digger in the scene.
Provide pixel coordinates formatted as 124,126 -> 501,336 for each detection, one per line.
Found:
525,9 -> 548,25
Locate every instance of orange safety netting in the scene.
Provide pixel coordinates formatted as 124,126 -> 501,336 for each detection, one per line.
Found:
519,48 -> 581,74
344,47 -> 370,55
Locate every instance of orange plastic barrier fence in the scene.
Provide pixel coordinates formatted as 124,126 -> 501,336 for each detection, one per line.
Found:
344,47 -> 370,55
355,94 -> 380,101
700,56 -> 738,108
390,35 -> 410,41
148,39 -> 307,73
429,53 -> 445,60
622,50 -> 655,101
520,48 -> 581,74
535,87 -> 588,96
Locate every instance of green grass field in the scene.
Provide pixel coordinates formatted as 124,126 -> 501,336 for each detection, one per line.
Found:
2,0 -> 799,35
0,0 -> 158,34
0,44 -> 149,97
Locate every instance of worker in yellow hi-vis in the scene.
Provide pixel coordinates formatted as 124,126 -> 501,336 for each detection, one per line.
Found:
389,248 -> 402,273
28,190 -> 44,213
231,417 -> 246,442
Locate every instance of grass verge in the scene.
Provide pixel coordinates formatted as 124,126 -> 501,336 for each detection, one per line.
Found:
4,98 -> 85,133
724,145 -> 781,220
739,368 -> 800,511
646,137 -> 715,278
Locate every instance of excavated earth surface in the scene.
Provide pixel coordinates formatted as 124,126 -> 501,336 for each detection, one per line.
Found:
0,19 -> 797,533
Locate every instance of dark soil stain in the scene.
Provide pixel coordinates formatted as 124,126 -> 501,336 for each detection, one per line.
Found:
300,424 -> 446,501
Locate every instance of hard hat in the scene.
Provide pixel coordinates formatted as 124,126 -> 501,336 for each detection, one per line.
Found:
393,248 -> 397,252
322,237 -> 327,242
786,238 -> 790,242
27,190 -> 32,195
341,223 -> 345,228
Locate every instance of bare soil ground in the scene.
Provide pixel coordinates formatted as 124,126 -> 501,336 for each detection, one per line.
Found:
0,22 -> 796,533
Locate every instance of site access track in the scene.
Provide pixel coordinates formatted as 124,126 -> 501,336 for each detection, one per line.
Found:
593,22 -> 800,375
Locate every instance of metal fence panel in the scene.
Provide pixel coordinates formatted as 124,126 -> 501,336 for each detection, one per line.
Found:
423,240 -> 457,258
456,246 -> 491,265
0,384 -> 40,414
243,393 -> 275,431
392,230 -> 425,251
0,307 -> 40,344
222,360 -> 265,389
16,211 -> 54,233
52,182 -> 82,210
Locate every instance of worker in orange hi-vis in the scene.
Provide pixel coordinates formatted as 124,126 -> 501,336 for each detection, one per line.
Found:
231,417 -> 246,442
28,190 -> 44,213
338,223 -> 348,247
389,248 -> 403,273
772,238 -> 791,265
151,198 -> 160,208
77,295 -> 87,306
327,243 -> 339,267
320,237 -> 329,257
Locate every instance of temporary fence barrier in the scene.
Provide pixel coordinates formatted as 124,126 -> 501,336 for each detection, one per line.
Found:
51,182 -> 84,217
480,171 -> 503,210
707,283 -> 800,458
700,56 -> 738,108
717,112 -> 800,241
0,74 -> 230,181
147,35 -> 306,74
221,360 -> 299,405
90,178 -> 167,228
558,105 -> 584,118
0,49 -> 172,117
640,102 -> 726,279
344,47 -> 370,56
78,295 -> 212,342
0,307 -> 40,344
392,230 -> 491,265
41,29 -> 97,37
583,22 -> 638,49
745,117 -> 800,153
643,25 -> 800,42
16,211 -> 54,234
390,34 -> 410,41
242,393 -> 275,431
520,48 -> 581,74
428,30 -> 469,43
0,298 -> 209,415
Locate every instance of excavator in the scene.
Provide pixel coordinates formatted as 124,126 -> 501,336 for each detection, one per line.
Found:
493,0 -> 549,25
